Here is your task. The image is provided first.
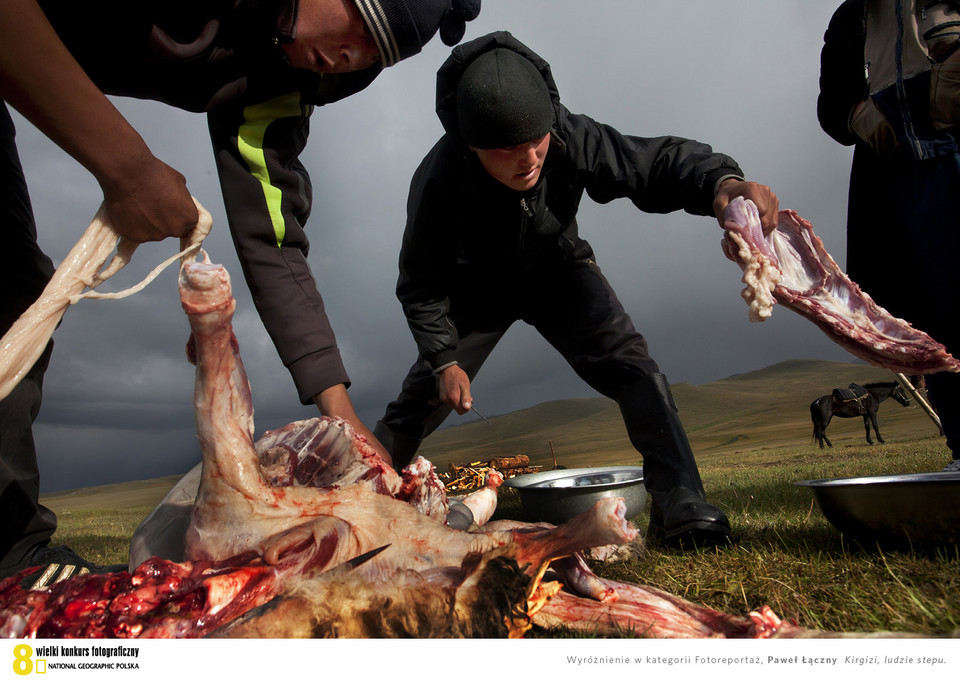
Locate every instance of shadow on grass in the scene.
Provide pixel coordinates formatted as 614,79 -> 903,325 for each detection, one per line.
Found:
732,522 -> 960,562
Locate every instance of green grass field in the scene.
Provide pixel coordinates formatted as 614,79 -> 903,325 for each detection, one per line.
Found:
40,359 -> 959,637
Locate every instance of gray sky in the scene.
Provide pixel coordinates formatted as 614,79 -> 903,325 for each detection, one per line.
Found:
14,1 -> 859,492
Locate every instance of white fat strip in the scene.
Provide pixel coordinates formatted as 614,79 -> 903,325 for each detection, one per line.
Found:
725,229 -> 778,322
0,199 -> 212,401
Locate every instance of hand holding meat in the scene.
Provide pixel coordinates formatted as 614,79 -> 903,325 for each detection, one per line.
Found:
100,157 -> 198,244
722,197 -> 960,374
0,253 -> 835,638
713,179 -> 779,234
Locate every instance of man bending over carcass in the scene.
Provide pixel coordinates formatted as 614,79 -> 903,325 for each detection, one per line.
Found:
374,31 -> 779,549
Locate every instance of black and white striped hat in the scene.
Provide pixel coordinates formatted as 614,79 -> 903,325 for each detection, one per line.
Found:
353,0 -> 481,67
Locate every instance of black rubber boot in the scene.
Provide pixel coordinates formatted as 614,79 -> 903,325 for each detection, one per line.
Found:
617,374 -> 731,549
372,421 -> 425,471
646,487 -> 731,549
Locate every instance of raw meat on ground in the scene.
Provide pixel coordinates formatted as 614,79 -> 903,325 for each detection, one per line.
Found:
0,253 -> 857,639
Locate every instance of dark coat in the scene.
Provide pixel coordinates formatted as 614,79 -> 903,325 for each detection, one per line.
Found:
396,31 -> 744,370
36,0 -> 381,402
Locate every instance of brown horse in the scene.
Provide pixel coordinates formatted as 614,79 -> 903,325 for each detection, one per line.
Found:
810,381 -> 910,448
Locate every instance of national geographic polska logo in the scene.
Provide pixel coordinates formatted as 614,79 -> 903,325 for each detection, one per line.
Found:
11,643 -> 142,673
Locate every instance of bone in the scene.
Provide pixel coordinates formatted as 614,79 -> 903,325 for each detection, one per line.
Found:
459,469 -> 504,526
722,197 -> 960,374
1,253 -> 856,640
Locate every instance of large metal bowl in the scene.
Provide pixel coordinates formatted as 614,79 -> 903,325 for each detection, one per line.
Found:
795,472 -> 960,548
503,466 -> 646,525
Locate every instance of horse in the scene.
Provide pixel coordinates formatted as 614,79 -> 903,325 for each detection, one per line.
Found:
809,381 -> 910,448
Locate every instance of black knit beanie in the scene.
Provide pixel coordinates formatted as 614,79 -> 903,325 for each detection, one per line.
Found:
456,48 -> 554,149
353,0 -> 482,67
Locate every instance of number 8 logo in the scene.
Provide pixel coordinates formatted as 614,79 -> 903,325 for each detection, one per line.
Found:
12,644 -> 33,676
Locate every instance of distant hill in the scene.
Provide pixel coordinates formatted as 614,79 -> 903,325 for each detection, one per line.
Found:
40,475 -> 185,514
418,359 -> 940,472
41,359 -> 940,511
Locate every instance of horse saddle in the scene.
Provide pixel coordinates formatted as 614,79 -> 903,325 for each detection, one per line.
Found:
833,383 -> 869,407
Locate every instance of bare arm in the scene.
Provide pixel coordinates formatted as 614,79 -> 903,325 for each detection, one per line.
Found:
0,0 -> 197,242
312,385 -> 393,467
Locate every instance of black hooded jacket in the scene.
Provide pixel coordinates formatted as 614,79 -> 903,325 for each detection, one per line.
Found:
397,32 -> 744,371
34,0 -> 382,402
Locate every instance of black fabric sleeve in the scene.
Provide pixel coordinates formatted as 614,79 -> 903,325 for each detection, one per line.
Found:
560,107 -> 743,217
394,148 -> 463,370
207,92 -> 350,404
817,0 -> 868,147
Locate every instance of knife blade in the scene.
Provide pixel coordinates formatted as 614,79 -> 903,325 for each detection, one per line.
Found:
470,403 -> 492,425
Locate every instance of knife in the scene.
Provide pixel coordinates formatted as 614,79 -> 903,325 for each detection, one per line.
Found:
470,403 -> 492,425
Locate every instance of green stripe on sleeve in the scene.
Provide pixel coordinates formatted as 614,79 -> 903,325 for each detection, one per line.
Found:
237,92 -> 307,247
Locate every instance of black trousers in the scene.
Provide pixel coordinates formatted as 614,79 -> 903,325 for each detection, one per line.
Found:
0,102 -> 57,576
379,252 -> 660,448
846,145 -> 960,459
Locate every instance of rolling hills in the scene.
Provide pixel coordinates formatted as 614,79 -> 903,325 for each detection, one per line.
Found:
40,358 -> 944,512
418,358 -> 942,473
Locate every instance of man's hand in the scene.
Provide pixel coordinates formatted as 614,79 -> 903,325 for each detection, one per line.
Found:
713,179 -> 779,235
101,157 -> 198,243
437,364 -> 474,415
1,0 -> 195,245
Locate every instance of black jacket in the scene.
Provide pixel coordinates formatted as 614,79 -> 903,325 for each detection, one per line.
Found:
397,32 -> 744,370
37,0 -> 381,402
817,0 -> 869,148
818,0 -> 960,159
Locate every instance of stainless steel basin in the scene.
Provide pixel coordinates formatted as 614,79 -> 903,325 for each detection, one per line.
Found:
796,472 -> 960,548
503,466 -> 646,524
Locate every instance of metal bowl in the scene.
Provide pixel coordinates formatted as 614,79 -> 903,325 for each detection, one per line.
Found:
503,466 -> 646,525
795,472 -> 960,548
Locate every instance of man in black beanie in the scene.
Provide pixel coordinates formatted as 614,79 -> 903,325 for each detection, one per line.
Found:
374,31 -> 780,549
0,0 -> 480,585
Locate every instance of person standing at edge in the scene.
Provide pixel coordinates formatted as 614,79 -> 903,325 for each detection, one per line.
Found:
818,0 -> 960,472
373,31 -> 780,549
0,0 -> 481,585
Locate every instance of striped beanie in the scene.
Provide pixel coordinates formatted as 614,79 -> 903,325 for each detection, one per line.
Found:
353,0 -> 482,67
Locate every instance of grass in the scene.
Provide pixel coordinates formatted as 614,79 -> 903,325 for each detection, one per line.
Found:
692,436 -> 959,636
39,359 -> 958,637
46,432 -> 958,637
606,436 -> 958,637
42,507 -> 152,570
